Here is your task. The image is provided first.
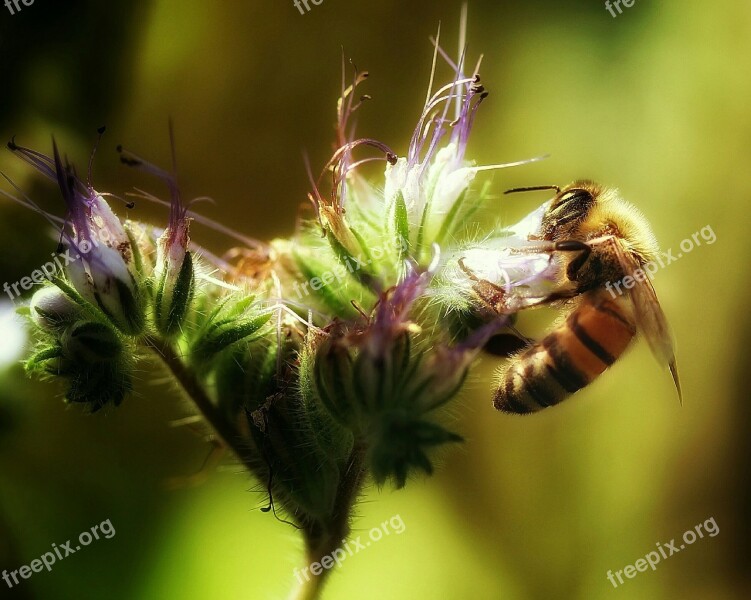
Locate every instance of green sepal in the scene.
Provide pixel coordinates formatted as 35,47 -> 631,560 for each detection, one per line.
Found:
125,224 -> 145,278
325,229 -> 380,291
392,190 -> 411,264
25,346 -> 69,376
154,251 -> 196,337
190,311 -> 272,364
368,413 -> 463,488
292,248 -> 360,317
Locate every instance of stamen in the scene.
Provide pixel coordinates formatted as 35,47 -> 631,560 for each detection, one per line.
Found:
303,153 -> 324,228
128,188 -> 268,250
100,192 -> 136,210
470,154 -> 549,173
424,23 -> 442,110
87,126 -> 107,191
7,137 -> 58,181
0,172 -> 74,254
457,2 -> 468,120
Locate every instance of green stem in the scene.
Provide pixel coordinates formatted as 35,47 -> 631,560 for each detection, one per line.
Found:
288,442 -> 368,600
289,573 -> 325,600
144,335 -> 259,475
147,336 -> 369,600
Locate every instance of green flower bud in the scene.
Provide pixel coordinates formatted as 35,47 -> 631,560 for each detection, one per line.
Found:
65,362 -> 132,412
309,325 -> 414,435
62,321 -> 123,364
214,336 -> 280,422
154,249 -> 195,337
308,331 -> 360,430
299,334 -> 355,463
25,321 -> 133,412
247,389 -> 341,522
211,322 -> 349,521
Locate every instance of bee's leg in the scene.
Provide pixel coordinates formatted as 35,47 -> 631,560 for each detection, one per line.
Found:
516,287 -> 580,308
507,322 -> 535,346
458,258 -> 510,313
457,257 -> 484,283
483,315 -> 537,357
526,239 -> 592,279
484,332 -> 531,357
556,240 -> 592,279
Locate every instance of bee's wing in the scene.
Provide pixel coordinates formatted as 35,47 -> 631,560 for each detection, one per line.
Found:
610,238 -> 682,401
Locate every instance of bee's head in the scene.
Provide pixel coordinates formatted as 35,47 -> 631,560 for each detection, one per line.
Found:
546,181 -> 659,265
538,180 -> 600,240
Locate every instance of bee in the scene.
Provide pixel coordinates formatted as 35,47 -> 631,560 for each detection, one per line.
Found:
460,180 -> 680,414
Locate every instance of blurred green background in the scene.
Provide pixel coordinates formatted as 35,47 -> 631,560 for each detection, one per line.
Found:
0,1 -> 749,598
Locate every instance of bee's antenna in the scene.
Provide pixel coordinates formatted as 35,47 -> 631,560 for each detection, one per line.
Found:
669,360 -> 682,405
504,185 -> 561,195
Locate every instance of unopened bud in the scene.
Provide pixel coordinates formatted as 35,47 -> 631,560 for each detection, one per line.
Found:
30,286 -> 81,332
154,246 -> 195,337
62,321 -> 123,364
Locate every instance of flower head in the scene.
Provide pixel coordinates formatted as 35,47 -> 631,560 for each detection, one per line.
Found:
117,132 -> 194,337
382,42 -> 545,265
8,133 -> 144,334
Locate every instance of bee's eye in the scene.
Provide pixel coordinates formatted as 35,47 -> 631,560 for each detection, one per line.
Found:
547,188 -> 594,225
554,189 -> 593,209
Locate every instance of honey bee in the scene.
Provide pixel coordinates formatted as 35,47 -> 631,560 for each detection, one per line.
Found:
460,180 -> 680,414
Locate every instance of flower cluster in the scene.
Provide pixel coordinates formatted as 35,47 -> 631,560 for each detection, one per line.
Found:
5,40 -> 559,555
9,130 -> 272,411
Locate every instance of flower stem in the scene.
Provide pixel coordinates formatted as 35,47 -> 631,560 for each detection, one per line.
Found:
289,442 -> 368,600
147,336 -> 370,600
289,574 -> 325,600
144,335 -> 259,475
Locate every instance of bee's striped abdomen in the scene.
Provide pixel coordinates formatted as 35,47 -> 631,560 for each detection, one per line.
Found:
494,293 -> 637,414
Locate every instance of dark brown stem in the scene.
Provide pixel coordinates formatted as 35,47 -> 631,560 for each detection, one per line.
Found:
144,336 -> 258,475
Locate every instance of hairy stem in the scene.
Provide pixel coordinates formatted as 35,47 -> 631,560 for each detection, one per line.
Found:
147,336 -> 369,600
289,442 -> 368,600
144,336 -> 258,475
